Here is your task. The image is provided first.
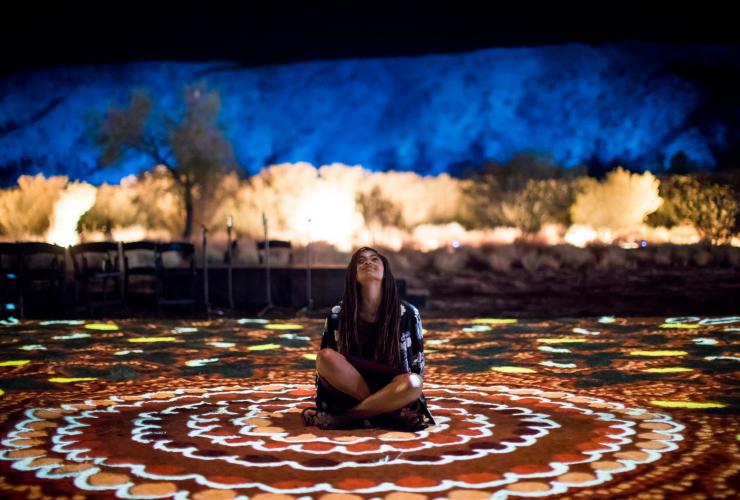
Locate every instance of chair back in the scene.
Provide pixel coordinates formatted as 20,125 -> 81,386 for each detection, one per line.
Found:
256,239 -> 293,265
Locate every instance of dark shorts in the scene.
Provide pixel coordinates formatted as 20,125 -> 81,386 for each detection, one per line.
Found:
314,354 -> 435,429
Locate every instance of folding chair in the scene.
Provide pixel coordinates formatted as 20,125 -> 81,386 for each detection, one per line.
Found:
69,242 -> 124,316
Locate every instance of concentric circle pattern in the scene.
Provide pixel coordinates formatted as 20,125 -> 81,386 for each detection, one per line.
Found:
1,382 -> 685,498
1,315 -> 738,497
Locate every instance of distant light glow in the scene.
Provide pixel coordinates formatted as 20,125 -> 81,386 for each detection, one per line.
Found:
45,182 -> 96,247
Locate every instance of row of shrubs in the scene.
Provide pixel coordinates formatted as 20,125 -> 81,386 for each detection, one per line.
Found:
0,160 -> 738,245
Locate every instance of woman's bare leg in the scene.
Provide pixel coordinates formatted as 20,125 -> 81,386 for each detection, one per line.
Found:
309,349 -> 423,428
316,348 -> 371,401
331,373 -> 423,425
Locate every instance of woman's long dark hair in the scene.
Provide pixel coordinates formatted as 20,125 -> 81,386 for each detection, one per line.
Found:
338,246 -> 401,368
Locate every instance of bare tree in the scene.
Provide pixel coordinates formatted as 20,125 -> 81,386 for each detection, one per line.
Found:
97,85 -> 239,238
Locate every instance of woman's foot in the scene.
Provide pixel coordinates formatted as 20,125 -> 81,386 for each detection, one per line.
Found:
388,407 -> 427,431
301,407 -> 344,429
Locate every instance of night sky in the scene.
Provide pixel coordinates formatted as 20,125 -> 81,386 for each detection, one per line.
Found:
2,6 -> 739,186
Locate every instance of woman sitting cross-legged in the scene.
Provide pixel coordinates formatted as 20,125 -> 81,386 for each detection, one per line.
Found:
302,246 -> 435,431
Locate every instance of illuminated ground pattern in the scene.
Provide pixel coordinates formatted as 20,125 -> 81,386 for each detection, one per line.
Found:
0,316 -> 738,499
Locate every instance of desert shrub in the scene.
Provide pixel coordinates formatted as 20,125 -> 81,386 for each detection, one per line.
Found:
77,182 -> 137,234
649,175 -> 736,244
356,186 -> 404,228
501,178 -> 578,235
369,170 -> 464,228
460,153 -> 584,230
0,174 -> 68,238
79,166 -> 183,237
571,167 -> 662,231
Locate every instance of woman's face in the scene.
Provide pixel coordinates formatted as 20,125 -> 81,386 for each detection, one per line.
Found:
356,249 -> 384,285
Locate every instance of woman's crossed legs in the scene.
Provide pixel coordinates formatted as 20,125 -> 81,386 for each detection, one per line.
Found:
303,348 -> 423,429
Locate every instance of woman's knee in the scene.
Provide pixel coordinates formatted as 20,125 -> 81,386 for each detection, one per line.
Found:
392,373 -> 423,398
316,348 -> 343,373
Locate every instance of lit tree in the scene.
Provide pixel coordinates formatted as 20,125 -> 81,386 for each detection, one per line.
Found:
571,167 -> 663,231
502,178 -> 577,236
96,85 -> 239,238
656,175 -> 737,244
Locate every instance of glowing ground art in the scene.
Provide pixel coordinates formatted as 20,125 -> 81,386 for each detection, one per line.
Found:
0,315 -> 738,498
0,383 -> 686,497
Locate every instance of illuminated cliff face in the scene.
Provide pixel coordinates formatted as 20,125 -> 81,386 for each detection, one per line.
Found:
1,43 -> 738,186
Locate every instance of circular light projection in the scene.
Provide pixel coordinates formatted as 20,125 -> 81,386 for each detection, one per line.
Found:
0,382 -> 685,498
